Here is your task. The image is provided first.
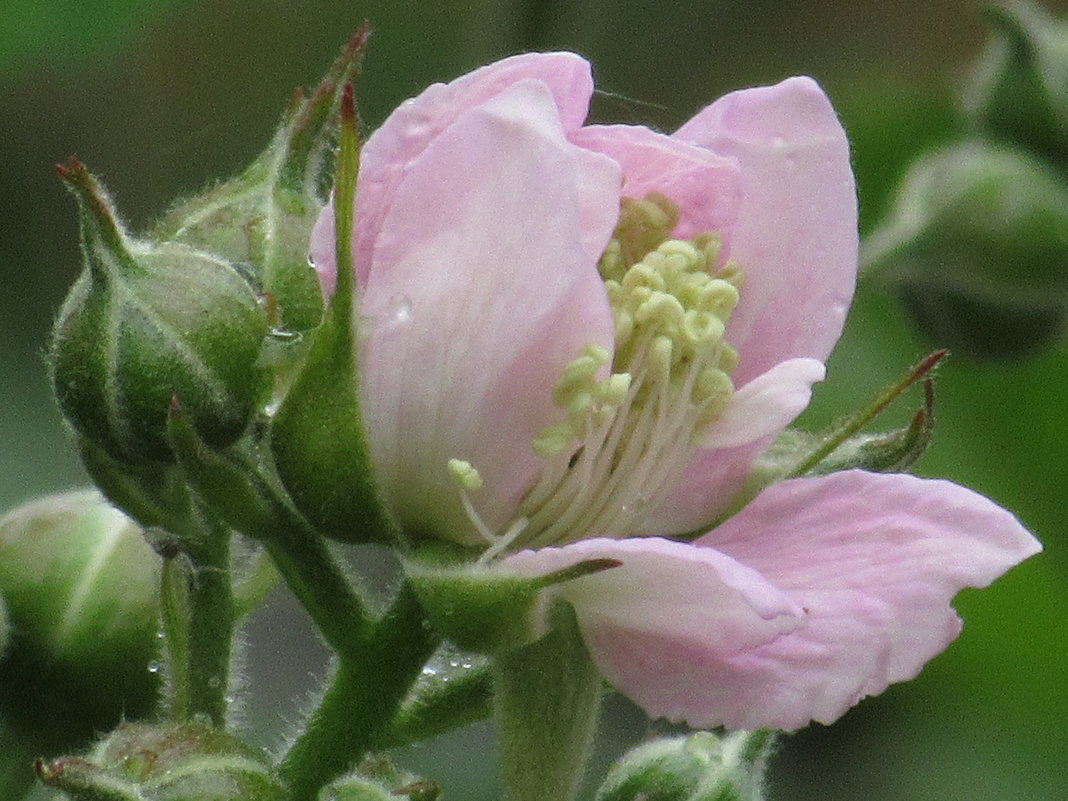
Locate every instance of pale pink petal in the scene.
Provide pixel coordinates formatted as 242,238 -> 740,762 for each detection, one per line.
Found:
639,358 -> 824,535
664,470 -> 1042,729
675,76 -> 858,388
359,80 -> 621,544
309,200 -> 337,295
352,53 -> 595,287
702,357 -> 825,448
570,124 -> 741,241
501,536 -> 802,657
312,53 -> 600,296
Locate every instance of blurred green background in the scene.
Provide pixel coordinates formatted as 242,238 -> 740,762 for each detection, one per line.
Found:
2,1 -> 1067,799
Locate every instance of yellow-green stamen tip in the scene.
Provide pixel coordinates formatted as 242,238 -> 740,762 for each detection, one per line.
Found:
447,459 -> 483,491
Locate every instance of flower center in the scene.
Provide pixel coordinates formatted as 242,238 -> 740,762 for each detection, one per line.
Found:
450,194 -> 742,557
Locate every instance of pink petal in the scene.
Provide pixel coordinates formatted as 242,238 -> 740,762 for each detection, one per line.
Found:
570,124 -> 741,241
313,53 -> 599,296
359,80 -> 621,544
701,357 -> 825,449
671,470 -> 1042,729
639,358 -> 825,535
501,536 -> 803,658
675,76 -> 858,388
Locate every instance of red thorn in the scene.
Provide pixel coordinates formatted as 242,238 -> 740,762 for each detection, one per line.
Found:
341,83 -> 355,125
347,20 -> 372,54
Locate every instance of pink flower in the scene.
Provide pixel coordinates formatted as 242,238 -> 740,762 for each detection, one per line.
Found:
312,54 -> 1040,729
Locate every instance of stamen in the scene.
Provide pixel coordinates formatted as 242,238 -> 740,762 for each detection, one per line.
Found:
448,194 -> 744,556
448,459 -> 529,562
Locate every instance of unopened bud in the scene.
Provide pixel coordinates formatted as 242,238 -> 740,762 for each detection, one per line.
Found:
963,0 -> 1068,163
38,722 -> 284,801
595,731 -> 772,801
0,491 -> 159,740
863,140 -> 1068,358
50,158 -> 269,463
320,757 -> 440,801
151,27 -> 371,334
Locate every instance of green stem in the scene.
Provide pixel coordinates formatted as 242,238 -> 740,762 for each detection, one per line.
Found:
264,526 -> 370,657
494,604 -> 603,801
160,556 -> 192,720
278,584 -> 439,801
182,518 -> 235,727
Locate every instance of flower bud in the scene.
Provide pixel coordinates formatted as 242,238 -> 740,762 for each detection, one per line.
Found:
962,0 -> 1068,164
0,491 -> 159,741
595,731 -> 772,801
863,140 -> 1068,358
37,721 -> 285,801
50,158 -> 270,463
151,28 -> 370,335
320,757 -> 439,801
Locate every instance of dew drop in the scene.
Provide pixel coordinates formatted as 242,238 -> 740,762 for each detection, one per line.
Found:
387,293 -> 413,323
207,675 -> 222,689
147,661 -> 161,674
622,496 -> 648,517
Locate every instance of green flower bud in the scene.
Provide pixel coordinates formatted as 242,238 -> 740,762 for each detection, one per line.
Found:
963,1 -> 1068,164
38,722 -> 285,801
0,491 -> 159,743
151,28 -> 370,335
50,158 -> 270,463
863,140 -> 1068,358
595,731 -> 773,801
320,757 -> 439,801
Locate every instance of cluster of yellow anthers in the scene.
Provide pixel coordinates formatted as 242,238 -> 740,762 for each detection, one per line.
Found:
449,194 -> 745,559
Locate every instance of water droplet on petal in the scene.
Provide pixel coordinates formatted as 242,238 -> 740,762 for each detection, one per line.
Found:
388,294 -> 413,323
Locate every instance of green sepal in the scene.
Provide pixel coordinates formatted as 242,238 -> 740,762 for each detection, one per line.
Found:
963,0 -> 1068,164
51,159 -> 270,464
862,140 -> 1068,359
270,83 -> 396,546
383,644 -> 491,748
405,553 -> 621,655
152,27 -> 372,334
595,731 -> 775,801
35,757 -> 144,801
494,603 -> 603,801
166,400 -> 279,539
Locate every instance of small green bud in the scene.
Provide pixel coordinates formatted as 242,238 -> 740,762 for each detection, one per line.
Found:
38,722 -> 285,801
51,158 -> 270,463
320,757 -> 440,801
0,491 -> 159,741
863,141 -> 1068,358
963,0 -> 1068,164
595,731 -> 773,801
151,27 -> 370,334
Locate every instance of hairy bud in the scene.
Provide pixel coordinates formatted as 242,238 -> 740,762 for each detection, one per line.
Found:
50,158 -> 269,463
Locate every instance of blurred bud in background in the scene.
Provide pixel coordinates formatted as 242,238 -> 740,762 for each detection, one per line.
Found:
0,491 -> 160,752
963,0 -> 1068,166
862,140 -> 1068,358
